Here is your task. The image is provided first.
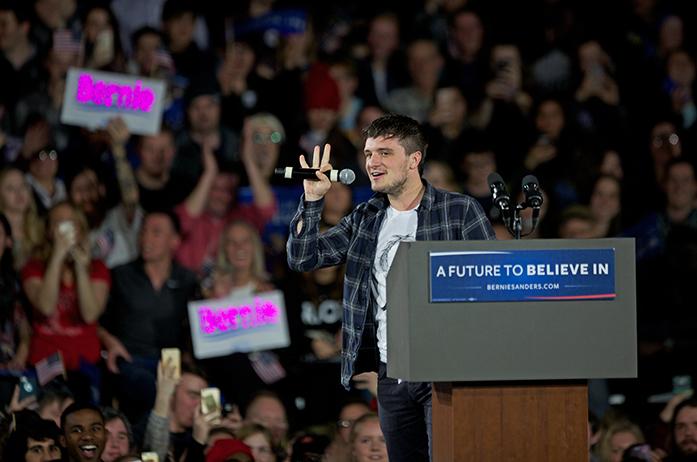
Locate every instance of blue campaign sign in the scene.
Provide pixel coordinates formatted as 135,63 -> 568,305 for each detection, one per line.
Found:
429,248 -> 616,302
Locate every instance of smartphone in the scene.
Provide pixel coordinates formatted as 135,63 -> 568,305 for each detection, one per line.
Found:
141,452 -> 159,462
93,29 -> 115,65
58,221 -> 76,242
18,375 -> 39,401
161,348 -> 181,380
200,387 -> 221,418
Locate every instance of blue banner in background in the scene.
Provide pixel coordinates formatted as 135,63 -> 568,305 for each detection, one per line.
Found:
236,9 -> 307,37
429,248 -> 616,302
239,185 -> 374,242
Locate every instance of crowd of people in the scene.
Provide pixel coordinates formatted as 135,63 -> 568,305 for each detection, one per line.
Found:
1,0 -> 697,460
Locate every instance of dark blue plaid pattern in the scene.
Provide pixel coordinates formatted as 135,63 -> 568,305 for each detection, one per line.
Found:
287,181 -> 496,388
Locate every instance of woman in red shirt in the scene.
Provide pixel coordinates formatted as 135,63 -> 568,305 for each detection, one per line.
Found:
21,201 -> 110,382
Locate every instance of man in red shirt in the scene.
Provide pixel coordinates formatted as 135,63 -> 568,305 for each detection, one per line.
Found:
175,121 -> 276,275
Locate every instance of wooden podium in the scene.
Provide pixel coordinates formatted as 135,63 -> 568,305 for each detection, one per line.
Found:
387,239 -> 637,462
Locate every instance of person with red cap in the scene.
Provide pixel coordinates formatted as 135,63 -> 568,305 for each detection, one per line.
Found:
206,438 -> 254,462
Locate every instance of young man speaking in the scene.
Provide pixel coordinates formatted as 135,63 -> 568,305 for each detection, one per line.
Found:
287,114 -> 495,460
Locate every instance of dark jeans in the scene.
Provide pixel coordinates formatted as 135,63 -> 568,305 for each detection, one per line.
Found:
377,362 -> 432,461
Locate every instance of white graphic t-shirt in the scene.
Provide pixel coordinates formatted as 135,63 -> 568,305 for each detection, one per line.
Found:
372,205 -> 418,363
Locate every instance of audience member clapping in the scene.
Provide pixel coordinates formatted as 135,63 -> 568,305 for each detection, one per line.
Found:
174,120 -> 276,275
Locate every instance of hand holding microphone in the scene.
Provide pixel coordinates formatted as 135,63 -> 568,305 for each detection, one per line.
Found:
275,167 -> 355,184
296,144 -> 334,202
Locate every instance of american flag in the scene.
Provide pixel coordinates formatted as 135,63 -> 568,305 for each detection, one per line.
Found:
52,29 -> 81,54
35,352 -> 66,386
249,351 -> 286,384
92,229 -> 115,260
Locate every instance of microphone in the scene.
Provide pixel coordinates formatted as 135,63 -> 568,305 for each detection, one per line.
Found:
274,167 -> 356,185
522,175 -> 543,234
521,175 -> 543,209
487,173 -> 512,220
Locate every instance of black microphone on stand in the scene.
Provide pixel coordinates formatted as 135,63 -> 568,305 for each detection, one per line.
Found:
521,175 -> 543,232
487,172 -> 512,227
521,175 -> 543,209
274,167 -> 356,185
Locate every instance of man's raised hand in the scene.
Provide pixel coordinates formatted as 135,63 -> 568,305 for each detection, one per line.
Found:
300,144 -> 332,201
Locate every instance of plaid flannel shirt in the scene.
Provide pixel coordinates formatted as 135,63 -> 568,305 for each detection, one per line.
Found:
287,181 -> 496,388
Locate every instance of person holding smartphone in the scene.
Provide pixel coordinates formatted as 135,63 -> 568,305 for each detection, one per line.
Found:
21,202 -> 110,401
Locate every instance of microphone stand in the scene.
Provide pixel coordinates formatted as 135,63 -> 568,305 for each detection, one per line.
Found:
507,202 -> 542,240
510,204 -> 524,240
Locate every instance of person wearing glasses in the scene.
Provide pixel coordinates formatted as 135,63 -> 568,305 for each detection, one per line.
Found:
245,112 -> 285,184
325,399 -> 372,462
24,145 -> 66,217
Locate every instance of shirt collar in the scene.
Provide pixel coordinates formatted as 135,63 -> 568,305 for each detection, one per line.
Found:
366,179 -> 434,213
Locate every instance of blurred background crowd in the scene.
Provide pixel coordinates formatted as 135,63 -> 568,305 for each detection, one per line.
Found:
1,0 -> 697,460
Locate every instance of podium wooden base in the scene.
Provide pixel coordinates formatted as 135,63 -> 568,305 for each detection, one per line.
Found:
432,381 -> 588,462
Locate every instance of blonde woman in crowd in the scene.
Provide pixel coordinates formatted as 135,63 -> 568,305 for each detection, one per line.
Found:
597,420 -> 645,462
206,219 -> 273,299
0,167 -> 44,269
237,423 -> 278,462
21,201 -> 110,400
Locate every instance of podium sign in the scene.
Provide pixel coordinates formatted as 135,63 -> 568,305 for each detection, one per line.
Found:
387,239 -> 636,382
430,248 -> 616,302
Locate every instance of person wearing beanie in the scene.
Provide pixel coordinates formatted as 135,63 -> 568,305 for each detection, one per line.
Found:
305,63 -> 341,113
298,63 -> 359,175
169,75 -> 241,198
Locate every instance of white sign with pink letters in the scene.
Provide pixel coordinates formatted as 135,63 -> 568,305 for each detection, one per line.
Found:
188,290 -> 290,359
60,67 -> 166,135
